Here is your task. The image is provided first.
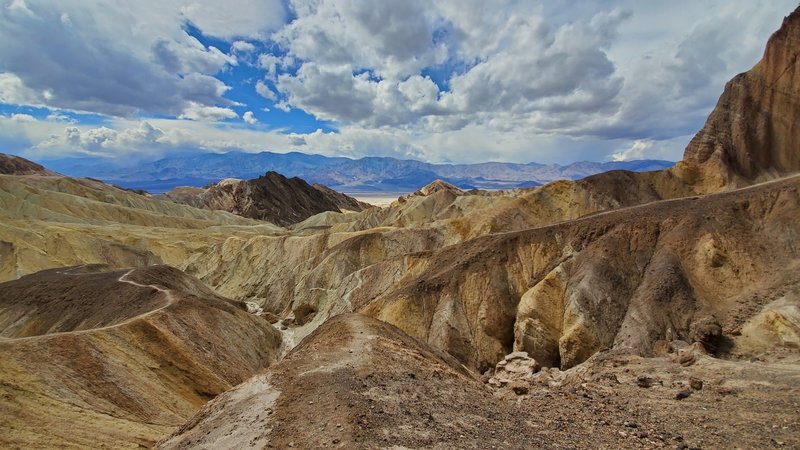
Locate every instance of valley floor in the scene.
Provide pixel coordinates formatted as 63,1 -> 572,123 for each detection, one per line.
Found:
487,349 -> 800,449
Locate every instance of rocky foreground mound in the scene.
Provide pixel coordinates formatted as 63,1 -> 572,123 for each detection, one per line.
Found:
158,313 -> 548,449
160,314 -> 800,449
164,171 -> 370,226
0,265 -> 281,448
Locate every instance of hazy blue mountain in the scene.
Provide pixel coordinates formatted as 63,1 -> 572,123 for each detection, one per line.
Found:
39,151 -> 674,193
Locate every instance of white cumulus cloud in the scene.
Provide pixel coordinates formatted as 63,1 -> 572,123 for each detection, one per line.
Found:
243,111 -> 258,124
179,102 -> 238,121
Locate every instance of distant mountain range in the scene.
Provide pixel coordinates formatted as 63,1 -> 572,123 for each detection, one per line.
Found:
39,151 -> 675,193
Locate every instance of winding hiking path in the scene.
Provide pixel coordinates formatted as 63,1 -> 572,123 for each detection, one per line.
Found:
0,267 -> 176,343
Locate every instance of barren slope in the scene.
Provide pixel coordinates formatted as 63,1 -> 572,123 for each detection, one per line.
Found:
160,314 -> 800,449
0,265 -> 281,449
0,174 -> 284,281
159,313 -> 550,449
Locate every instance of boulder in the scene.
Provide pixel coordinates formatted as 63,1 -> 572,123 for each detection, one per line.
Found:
488,351 -> 541,387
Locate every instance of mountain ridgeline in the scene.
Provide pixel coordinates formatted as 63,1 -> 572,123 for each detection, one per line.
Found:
42,152 -> 674,193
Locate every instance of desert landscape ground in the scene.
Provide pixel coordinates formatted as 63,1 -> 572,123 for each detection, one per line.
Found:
0,4 -> 799,450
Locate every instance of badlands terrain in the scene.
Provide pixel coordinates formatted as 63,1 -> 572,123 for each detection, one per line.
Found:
1,6 -> 800,450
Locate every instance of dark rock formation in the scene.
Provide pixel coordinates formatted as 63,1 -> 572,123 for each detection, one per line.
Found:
0,153 -> 59,176
164,171 -> 370,226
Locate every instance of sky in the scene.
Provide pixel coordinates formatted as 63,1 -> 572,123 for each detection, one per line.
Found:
0,0 -> 796,165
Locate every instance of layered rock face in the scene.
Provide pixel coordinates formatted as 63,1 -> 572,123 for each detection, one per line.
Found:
0,265 -> 281,448
353,176 -> 800,370
680,7 -> 800,187
164,171 -> 370,226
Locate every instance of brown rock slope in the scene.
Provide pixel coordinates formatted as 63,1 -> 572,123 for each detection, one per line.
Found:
164,171 -> 370,226
158,313 -> 551,449
351,175 -> 800,371
0,153 -> 59,176
679,6 -> 800,188
160,314 -> 800,450
0,264 -> 281,449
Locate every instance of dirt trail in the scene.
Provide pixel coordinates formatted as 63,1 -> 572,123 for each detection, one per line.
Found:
497,173 -> 800,237
0,268 -> 175,343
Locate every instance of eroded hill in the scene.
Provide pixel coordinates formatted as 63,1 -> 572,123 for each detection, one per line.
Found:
0,265 -> 281,448
163,171 -> 371,226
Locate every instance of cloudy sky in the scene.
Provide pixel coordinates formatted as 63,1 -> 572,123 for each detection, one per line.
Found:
0,0 -> 795,164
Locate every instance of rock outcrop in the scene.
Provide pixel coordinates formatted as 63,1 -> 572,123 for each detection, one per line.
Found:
351,176 -> 800,370
164,171 -> 370,226
680,7 -> 800,188
487,351 -> 541,389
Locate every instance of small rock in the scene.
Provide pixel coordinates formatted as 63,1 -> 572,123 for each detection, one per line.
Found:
675,390 -> 692,400
636,375 -> 654,388
488,351 -> 541,387
689,316 -> 723,353
260,311 -> 280,323
678,351 -> 697,367
624,420 -> 638,428
689,378 -> 703,390
511,382 -> 529,395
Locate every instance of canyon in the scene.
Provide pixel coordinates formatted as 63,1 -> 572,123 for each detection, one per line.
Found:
0,6 -> 799,449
